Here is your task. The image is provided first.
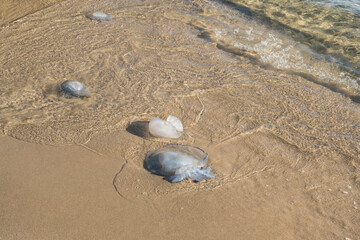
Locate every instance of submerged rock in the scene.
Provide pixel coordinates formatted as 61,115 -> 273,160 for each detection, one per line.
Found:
86,12 -> 112,22
148,115 -> 183,138
59,80 -> 90,97
145,144 -> 216,183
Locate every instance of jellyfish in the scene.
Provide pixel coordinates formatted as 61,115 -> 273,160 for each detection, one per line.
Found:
145,145 -> 216,183
86,12 -> 112,22
148,115 -> 183,138
59,80 -> 90,97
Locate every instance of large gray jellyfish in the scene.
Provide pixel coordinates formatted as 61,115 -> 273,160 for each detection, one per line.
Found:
145,145 -> 216,183
59,80 -> 90,97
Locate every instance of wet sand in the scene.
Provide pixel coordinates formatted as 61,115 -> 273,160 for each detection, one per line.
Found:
1,0 -> 360,239
1,129 -> 359,240
1,118 -> 359,239
0,0 -> 65,25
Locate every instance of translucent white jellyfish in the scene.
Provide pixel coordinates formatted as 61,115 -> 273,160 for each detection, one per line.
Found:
59,80 -> 90,97
86,12 -> 112,22
148,116 -> 183,138
145,145 -> 216,183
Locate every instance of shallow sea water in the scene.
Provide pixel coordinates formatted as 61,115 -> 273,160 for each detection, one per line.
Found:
0,0 -> 360,238
0,0 -> 358,144
191,0 -> 360,96
228,0 -> 360,68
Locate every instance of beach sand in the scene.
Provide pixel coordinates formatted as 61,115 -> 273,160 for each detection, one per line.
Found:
0,0 -> 65,25
1,127 -> 358,240
0,0 -> 359,239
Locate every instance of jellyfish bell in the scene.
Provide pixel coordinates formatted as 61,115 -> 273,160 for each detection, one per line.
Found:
59,80 -> 90,98
148,116 -> 183,138
86,12 -> 112,22
166,115 -> 183,132
145,144 -> 216,183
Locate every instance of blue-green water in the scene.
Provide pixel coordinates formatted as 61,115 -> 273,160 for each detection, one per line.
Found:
211,0 -> 360,95
313,0 -> 360,15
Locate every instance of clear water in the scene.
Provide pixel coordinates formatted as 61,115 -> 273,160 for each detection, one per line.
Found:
0,0 -> 359,147
215,0 -> 360,94
312,0 -> 360,15
227,0 -> 360,65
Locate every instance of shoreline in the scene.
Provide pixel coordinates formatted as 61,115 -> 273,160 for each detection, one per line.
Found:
1,0 -> 359,239
1,84 -> 359,239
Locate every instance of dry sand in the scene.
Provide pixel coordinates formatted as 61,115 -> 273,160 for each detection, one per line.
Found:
0,0 -> 359,239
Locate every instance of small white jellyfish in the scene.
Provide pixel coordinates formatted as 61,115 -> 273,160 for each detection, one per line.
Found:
148,115 -> 183,138
86,11 -> 112,22
145,144 -> 216,183
59,80 -> 90,97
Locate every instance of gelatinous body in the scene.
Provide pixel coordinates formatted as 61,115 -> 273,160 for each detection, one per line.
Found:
145,145 -> 216,183
86,12 -> 112,22
148,116 -> 183,138
60,80 -> 90,97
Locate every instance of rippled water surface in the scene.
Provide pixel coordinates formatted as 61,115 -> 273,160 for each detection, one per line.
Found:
228,0 -> 360,67
0,0 -> 359,151
0,1 -> 359,238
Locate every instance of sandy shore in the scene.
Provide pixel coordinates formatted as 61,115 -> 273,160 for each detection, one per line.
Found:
0,0 -> 359,239
1,87 -> 359,239
2,133 -> 301,240
1,130 -> 357,240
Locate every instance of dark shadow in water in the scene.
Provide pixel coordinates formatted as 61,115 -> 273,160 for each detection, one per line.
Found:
349,95 -> 360,103
217,0 -> 254,18
216,44 -> 270,67
126,121 -> 152,138
192,25 -> 214,42
216,43 -> 360,104
295,73 -> 360,104
215,0 -> 324,54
